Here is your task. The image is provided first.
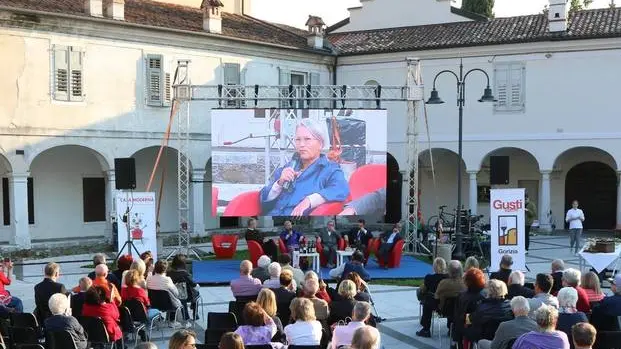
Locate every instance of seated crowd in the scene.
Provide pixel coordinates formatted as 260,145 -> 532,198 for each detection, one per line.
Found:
417,254 -> 621,349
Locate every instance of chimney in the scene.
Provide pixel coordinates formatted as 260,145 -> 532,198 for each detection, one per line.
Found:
202,0 -> 224,34
548,0 -> 569,32
305,15 -> 326,50
84,0 -> 103,17
103,0 -> 125,20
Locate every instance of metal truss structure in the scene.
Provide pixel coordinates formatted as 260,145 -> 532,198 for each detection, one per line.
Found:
170,58 -> 425,256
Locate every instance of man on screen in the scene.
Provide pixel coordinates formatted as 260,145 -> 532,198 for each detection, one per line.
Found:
259,118 -> 349,217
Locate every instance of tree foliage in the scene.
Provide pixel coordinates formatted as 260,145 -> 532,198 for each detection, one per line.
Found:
570,0 -> 593,12
461,0 -> 495,18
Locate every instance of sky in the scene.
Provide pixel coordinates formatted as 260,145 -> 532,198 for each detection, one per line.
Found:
251,0 -> 614,28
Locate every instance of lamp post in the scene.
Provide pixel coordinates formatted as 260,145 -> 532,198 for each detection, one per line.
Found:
426,59 -> 496,260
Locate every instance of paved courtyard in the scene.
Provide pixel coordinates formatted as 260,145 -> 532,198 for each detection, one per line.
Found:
5,234 -> 615,349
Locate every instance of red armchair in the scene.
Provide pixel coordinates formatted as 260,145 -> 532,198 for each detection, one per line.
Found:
212,234 -> 238,259
247,240 -> 264,267
223,191 -> 260,216
365,237 -> 379,260
348,164 -> 387,200
377,239 -> 405,268
316,237 -> 346,267
278,238 -> 288,254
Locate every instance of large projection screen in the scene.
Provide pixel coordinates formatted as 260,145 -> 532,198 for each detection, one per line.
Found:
211,109 -> 388,217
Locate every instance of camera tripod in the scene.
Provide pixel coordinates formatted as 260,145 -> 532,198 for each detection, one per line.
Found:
115,193 -> 141,260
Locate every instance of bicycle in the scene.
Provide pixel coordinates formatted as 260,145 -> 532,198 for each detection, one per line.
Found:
427,205 -> 456,234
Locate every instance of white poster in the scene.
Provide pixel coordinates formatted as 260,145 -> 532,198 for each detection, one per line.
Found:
490,188 -> 526,271
115,192 -> 157,259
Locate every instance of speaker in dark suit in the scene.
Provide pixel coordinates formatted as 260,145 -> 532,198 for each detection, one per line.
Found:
114,158 -> 136,190
490,156 -> 510,185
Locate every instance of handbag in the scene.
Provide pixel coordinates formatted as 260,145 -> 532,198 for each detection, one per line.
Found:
330,316 -> 352,333
175,282 -> 188,300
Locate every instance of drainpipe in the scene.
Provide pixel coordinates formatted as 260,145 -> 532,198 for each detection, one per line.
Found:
332,55 -> 338,109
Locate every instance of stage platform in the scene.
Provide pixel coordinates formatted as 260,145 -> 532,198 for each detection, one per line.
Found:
191,256 -> 432,285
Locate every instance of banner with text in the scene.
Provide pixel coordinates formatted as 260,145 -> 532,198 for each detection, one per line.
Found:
490,188 -> 526,271
115,192 -> 157,259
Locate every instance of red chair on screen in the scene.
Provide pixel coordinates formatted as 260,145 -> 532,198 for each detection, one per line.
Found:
212,234 -> 238,259
223,191 -> 261,216
247,240 -> 264,267
348,164 -> 387,200
310,202 -> 344,215
378,239 -> 406,268
211,187 -> 219,216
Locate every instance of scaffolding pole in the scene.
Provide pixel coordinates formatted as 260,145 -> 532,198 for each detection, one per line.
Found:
172,60 -> 425,257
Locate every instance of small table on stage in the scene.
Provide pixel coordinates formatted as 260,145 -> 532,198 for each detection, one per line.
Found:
579,244 -> 621,275
336,250 -> 355,268
294,252 -> 320,275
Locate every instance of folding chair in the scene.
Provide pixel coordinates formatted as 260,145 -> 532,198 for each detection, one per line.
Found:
207,312 -> 238,329
80,316 -> 123,349
148,289 -> 183,326
123,299 -> 164,344
46,330 -> 79,349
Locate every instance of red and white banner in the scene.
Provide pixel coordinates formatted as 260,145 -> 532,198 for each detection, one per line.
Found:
116,192 -> 157,259
490,188 -> 526,271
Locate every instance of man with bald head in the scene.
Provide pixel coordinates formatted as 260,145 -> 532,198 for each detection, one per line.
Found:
92,264 -> 121,306
87,253 -> 120,290
230,260 -> 262,299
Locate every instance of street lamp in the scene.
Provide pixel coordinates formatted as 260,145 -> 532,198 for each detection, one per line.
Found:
426,59 -> 496,260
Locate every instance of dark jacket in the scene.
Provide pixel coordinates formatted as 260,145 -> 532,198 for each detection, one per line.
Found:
347,228 -> 371,247
551,271 -> 564,295
355,292 -> 371,303
591,294 -> 621,331
464,298 -> 513,341
34,278 -> 67,322
251,267 -> 270,283
168,268 -> 198,301
342,262 -> 370,281
272,287 -> 296,305
245,228 -> 266,244
419,273 -> 447,303
70,292 -> 86,319
452,288 -> 485,342
490,269 -> 512,285
328,299 -> 357,326
557,312 -> 588,349
45,315 -> 88,349
508,284 -> 535,299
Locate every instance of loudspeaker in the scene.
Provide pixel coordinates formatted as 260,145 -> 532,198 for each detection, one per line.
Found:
114,158 -> 136,190
490,156 -> 510,185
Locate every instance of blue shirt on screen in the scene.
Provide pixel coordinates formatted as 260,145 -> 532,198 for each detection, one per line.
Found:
259,154 -> 350,216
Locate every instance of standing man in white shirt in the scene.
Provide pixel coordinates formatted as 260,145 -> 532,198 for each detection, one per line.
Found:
565,200 -> 585,255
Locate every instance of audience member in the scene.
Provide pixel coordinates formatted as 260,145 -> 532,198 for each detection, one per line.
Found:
92,264 -> 122,306
416,257 -> 448,338
245,217 -> 278,260
218,332 -> 245,349
284,298 -> 323,346
278,253 -> 304,286
331,301 -> 371,349
590,273 -> 621,331
529,273 -> 559,318
303,271 -> 332,303
376,223 -> 402,269
562,268 -> 590,313
70,276 -> 91,317
464,256 -> 480,271
272,271 -> 296,305
263,262 -> 283,289
168,329 -> 196,349
135,342 -> 158,349
0,258 -> 22,312
551,259 -> 565,295
317,220 -> 342,268
351,326 -> 381,349
478,296 -> 537,349
256,288 -> 284,339
122,259 -> 147,289
435,260 -> 465,315
580,271 -> 604,302
464,279 -> 513,342
329,280 -> 358,326
121,269 -> 160,320
113,254 -> 133,282
299,278 -> 329,320
508,270 -> 535,299
140,251 -> 155,280
329,250 -> 370,281
82,286 -> 123,345
557,287 -> 588,349
512,305 -> 570,349
87,253 -> 121,290
168,254 -> 200,321
490,254 -> 513,285
452,268 -> 486,348
347,272 -> 371,302
233,302 -> 278,346
571,322 -> 596,349
45,293 -> 88,349
230,260 -> 262,299
279,220 -> 303,254
347,219 -> 371,252
252,256 -> 272,283
147,260 -> 185,326
34,262 -> 67,322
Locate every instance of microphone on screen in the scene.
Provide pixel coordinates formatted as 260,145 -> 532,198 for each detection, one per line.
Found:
282,153 -> 300,192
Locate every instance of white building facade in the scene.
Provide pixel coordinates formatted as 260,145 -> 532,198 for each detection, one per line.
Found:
0,0 -> 332,248
330,0 -> 621,232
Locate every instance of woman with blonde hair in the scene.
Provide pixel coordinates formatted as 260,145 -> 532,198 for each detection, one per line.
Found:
329,280 -> 358,326
347,272 -> 370,302
122,259 -> 147,289
256,289 -> 284,339
464,256 -> 480,271
580,271 -> 604,302
284,298 -> 322,345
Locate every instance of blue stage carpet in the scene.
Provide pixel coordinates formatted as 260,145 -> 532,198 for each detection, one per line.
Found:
192,256 -> 432,285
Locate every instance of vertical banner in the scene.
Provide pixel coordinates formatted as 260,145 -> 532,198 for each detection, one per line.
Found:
490,188 -> 526,271
116,192 -> 158,259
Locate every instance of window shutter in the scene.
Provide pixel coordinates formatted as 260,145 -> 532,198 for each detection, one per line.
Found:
53,45 -> 69,101
309,72 -> 320,108
278,67 -> 291,108
163,71 -> 172,106
509,65 -> 524,110
494,67 -> 509,110
69,47 -> 84,102
146,54 -> 163,106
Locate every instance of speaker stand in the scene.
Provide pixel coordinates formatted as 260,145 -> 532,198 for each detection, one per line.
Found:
115,191 -> 142,260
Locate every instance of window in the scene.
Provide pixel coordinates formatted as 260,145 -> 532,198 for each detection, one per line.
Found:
1,177 -> 35,225
494,63 -> 525,112
82,178 -> 106,222
145,54 -> 171,107
278,69 -> 321,109
53,45 -> 84,102
223,63 -> 246,108
362,80 -> 379,109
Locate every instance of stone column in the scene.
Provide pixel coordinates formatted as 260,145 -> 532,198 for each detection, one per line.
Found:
105,170 -> 118,243
539,170 -> 552,232
191,169 -> 206,235
616,171 -> 621,230
9,173 -> 31,249
468,171 -> 478,215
